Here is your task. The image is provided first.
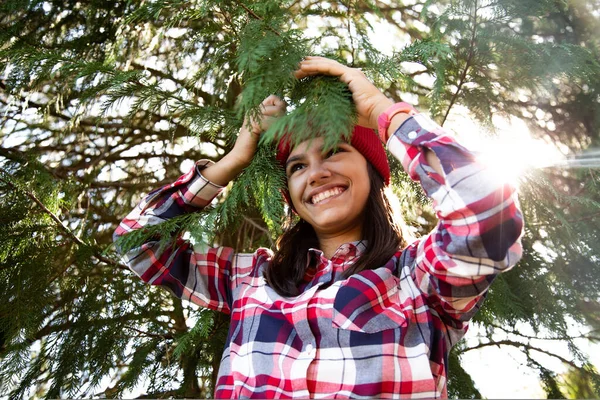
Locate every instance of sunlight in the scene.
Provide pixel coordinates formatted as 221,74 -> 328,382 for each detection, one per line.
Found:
444,109 -> 566,187
477,131 -> 566,186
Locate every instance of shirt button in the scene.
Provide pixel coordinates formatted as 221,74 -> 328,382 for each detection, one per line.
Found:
407,131 -> 418,139
305,344 -> 316,357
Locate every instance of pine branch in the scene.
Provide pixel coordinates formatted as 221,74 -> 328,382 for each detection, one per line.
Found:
124,325 -> 174,340
13,312 -> 153,349
463,339 -> 590,373
344,0 -> 356,65
485,323 -> 600,342
527,211 -> 600,227
0,80 -> 74,122
215,9 -> 242,41
130,61 -> 215,105
0,85 -> 173,137
0,170 -> 129,271
234,0 -> 282,37
88,179 -> 176,189
0,146 -> 184,192
242,216 -> 275,247
441,0 -> 479,125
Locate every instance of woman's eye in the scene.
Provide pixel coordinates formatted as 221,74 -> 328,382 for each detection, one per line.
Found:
325,148 -> 343,158
288,163 -> 305,175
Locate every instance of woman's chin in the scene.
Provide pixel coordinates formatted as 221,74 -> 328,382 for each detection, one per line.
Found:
308,211 -> 363,237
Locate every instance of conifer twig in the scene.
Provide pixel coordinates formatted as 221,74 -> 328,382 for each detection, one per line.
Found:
0,171 -> 129,271
485,322 -> 600,342
344,0 -> 356,66
463,339 -> 588,373
441,0 -> 479,125
124,325 -> 174,339
234,1 -> 282,37
526,211 -> 600,227
243,216 -> 275,247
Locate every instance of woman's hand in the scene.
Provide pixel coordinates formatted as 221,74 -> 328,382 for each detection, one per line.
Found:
202,95 -> 286,186
230,94 -> 287,168
294,56 -> 394,130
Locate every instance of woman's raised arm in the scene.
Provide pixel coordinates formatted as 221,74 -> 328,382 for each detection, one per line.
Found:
202,94 -> 286,185
294,56 -> 443,174
295,56 -> 523,328
113,95 -> 285,313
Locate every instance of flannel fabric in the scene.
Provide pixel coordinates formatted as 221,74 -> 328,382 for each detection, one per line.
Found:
115,113 -> 523,399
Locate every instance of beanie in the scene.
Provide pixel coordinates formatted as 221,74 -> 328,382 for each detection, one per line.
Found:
276,125 -> 391,208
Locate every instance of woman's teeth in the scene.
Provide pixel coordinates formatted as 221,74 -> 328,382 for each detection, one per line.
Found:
311,187 -> 345,204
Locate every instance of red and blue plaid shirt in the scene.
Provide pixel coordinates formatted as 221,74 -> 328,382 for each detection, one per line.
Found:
115,114 -> 523,398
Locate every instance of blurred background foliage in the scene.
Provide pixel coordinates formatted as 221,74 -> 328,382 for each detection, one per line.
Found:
1,0 -> 599,398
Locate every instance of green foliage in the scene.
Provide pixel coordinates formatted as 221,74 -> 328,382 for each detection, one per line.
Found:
262,75 -> 357,150
395,38 -> 453,117
560,364 -> 600,399
2,0 -> 600,398
539,366 -> 568,399
447,346 -> 482,399
0,162 -> 172,398
197,144 -> 286,239
235,15 -> 307,120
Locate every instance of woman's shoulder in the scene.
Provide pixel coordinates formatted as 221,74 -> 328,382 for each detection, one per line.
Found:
230,247 -> 274,279
396,239 -> 421,270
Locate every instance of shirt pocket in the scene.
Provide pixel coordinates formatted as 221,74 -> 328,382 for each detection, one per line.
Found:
332,267 -> 411,333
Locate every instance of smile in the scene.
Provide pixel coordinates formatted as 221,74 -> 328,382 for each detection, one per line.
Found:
310,187 -> 346,205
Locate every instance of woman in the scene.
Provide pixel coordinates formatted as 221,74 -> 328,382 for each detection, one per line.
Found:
115,56 -> 523,398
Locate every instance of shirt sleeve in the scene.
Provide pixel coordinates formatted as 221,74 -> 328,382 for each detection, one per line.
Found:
113,160 -> 256,314
387,114 -> 524,328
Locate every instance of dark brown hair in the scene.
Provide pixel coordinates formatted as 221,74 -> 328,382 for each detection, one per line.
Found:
265,163 -> 407,297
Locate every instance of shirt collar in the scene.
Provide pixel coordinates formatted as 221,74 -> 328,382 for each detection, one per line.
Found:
309,239 -> 365,258
306,240 -> 366,270
298,241 -> 367,291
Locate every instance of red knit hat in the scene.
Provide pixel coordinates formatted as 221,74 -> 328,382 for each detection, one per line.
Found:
276,125 -> 390,208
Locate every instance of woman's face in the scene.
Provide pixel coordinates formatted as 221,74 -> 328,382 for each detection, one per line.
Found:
285,137 -> 370,238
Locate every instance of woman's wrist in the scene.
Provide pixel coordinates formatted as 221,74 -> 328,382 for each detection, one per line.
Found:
369,98 -> 395,130
231,126 -> 260,163
202,153 -> 247,186
376,101 -> 417,142
203,136 -> 256,186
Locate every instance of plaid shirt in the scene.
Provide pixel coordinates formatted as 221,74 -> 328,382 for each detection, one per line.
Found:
115,114 -> 523,399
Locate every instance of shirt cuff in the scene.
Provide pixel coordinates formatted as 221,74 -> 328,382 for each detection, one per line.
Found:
387,113 -> 459,182
177,159 -> 225,207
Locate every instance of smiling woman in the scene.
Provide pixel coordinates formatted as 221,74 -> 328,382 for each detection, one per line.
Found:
285,138 -> 371,243
114,56 -> 524,398
268,129 -> 405,297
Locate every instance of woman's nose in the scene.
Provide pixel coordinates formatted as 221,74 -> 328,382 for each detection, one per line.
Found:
307,162 -> 332,185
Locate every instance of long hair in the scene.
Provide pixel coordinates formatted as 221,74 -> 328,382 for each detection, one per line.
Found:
265,162 -> 407,297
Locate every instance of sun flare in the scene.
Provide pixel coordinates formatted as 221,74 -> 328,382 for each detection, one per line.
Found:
478,134 -> 566,185
445,110 -> 566,187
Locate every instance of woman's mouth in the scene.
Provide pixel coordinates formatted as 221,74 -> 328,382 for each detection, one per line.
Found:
310,186 -> 346,204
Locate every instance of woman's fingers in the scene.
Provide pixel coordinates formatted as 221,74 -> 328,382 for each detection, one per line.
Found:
294,56 -> 366,88
249,95 -> 287,134
294,56 -> 391,129
262,94 -> 285,107
294,56 -> 348,80
260,95 -> 287,117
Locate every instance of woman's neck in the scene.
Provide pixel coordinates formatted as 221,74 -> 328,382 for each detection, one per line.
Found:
316,226 -> 362,259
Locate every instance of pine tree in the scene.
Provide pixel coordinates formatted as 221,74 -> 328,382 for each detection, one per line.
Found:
1,0 -> 599,398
